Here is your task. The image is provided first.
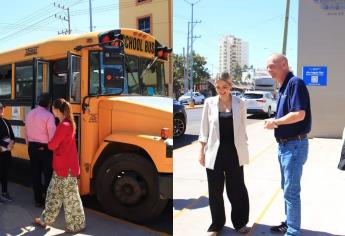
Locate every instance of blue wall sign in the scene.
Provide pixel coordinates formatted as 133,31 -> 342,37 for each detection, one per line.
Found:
302,66 -> 327,86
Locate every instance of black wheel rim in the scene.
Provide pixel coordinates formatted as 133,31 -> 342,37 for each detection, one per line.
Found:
174,118 -> 185,137
112,170 -> 148,206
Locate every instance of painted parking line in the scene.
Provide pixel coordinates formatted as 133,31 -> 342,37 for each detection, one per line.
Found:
249,141 -> 275,163
246,187 -> 281,236
174,141 -> 276,219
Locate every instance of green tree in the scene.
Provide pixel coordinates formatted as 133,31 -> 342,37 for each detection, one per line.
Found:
173,54 -> 185,96
190,52 -> 211,85
173,52 -> 210,93
233,63 -> 242,82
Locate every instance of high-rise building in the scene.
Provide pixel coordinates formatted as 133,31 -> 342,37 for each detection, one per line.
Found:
218,35 -> 249,76
119,0 -> 173,96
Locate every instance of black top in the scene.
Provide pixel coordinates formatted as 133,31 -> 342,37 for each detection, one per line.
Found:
219,111 -> 235,146
0,117 -> 15,149
274,72 -> 312,138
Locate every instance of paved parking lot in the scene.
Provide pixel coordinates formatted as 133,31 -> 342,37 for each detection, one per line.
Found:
0,182 -> 168,236
174,120 -> 345,236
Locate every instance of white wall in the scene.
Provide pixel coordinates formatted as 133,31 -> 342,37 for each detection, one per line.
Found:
298,0 -> 345,138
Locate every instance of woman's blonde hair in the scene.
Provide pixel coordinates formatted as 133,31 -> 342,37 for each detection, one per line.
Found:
215,71 -> 232,85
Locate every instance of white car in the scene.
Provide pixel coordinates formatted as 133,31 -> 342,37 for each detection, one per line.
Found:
231,91 -> 242,97
178,92 -> 205,105
243,91 -> 277,117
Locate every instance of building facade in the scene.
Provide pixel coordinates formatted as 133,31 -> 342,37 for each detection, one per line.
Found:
119,0 -> 173,96
298,0 -> 345,138
218,35 -> 249,75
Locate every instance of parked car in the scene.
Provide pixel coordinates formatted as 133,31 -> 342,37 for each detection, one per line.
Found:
231,91 -> 242,97
242,91 -> 277,117
173,99 -> 187,138
178,92 -> 205,105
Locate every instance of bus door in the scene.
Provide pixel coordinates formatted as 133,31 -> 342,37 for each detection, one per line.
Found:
68,52 -> 81,154
33,59 -> 49,107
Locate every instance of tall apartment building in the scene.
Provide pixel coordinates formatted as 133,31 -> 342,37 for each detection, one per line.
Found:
218,35 -> 249,75
119,0 -> 173,96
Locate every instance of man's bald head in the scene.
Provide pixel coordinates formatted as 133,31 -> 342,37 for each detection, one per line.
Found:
266,53 -> 290,83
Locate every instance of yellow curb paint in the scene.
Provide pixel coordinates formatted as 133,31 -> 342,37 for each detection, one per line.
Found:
246,187 -> 281,236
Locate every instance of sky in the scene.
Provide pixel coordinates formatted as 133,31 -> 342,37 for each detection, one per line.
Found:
0,0 -> 298,76
173,0 -> 299,76
0,0 -> 120,51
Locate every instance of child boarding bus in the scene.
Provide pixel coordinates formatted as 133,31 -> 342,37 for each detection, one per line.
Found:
0,28 -> 172,222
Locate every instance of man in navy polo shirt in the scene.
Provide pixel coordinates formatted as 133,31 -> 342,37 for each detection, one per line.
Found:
264,54 -> 311,236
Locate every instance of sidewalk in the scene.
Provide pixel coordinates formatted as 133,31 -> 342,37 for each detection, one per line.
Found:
173,121 -> 345,236
0,183 -> 165,236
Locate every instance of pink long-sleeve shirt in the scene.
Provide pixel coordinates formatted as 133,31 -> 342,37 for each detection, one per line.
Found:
25,106 -> 56,144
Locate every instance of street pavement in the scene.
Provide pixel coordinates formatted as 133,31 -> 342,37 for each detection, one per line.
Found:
0,182 -> 168,236
173,111 -> 345,236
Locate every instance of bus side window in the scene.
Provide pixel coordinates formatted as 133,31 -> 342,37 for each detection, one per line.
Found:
70,56 -> 81,103
52,59 -> 68,101
89,51 -> 100,95
15,61 -> 33,98
0,64 -> 12,98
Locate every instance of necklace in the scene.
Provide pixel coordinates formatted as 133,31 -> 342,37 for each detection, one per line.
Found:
219,98 -> 232,112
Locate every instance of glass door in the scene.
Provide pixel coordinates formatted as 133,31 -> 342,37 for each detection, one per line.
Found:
33,59 -> 49,107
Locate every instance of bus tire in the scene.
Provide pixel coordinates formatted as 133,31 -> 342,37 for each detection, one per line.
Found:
95,152 -> 168,222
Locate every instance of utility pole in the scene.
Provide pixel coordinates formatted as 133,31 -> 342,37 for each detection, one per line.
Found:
183,47 -> 189,93
184,0 -> 201,93
274,0 -> 290,96
54,2 -> 71,35
184,22 -> 190,93
282,0 -> 290,55
89,0 -> 93,32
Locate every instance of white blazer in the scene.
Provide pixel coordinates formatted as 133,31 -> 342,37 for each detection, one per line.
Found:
199,95 -> 249,170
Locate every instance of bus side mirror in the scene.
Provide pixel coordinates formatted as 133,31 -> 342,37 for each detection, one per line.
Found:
156,46 -> 172,61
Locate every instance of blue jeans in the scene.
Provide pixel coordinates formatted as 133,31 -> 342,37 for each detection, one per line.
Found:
278,139 -> 308,236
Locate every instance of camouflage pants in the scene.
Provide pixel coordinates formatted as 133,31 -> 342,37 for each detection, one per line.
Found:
40,172 -> 86,231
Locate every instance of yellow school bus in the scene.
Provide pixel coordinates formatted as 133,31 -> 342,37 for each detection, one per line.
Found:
0,28 -> 172,222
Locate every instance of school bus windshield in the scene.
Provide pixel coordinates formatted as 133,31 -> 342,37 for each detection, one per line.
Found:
89,53 -> 165,96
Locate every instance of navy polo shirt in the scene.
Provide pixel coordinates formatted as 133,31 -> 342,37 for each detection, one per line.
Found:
274,72 -> 312,138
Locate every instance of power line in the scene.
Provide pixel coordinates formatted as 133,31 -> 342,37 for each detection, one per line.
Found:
0,0 -> 84,43
184,0 -> 201,93
0,0 -> 169,44
54,2 -> 72,34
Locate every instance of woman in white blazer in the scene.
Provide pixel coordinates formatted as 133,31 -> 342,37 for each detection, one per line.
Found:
199,72 -> 250,235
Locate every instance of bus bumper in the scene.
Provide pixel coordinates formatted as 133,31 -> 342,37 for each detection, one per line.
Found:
159,173 -> 173,199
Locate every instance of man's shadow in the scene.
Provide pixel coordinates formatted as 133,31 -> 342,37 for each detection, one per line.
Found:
174,134 -> 199,149
174,196 -> 209,211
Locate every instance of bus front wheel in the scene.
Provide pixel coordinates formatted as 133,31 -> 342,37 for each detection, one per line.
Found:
95,152 -> 168,222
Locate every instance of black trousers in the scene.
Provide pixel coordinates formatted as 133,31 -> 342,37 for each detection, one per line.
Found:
28,142 -> 53,204
0,151 -> 11,193
206,145 -> 249,231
